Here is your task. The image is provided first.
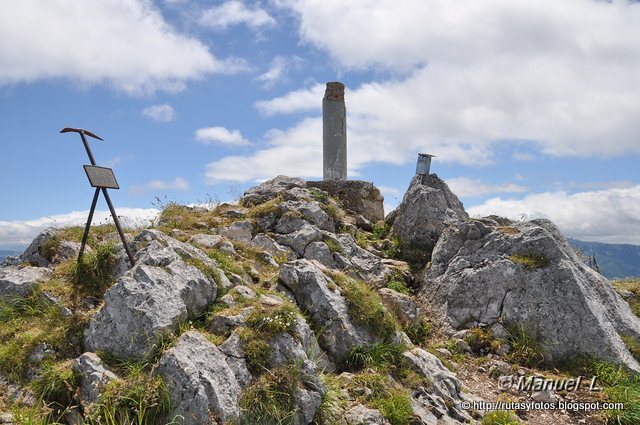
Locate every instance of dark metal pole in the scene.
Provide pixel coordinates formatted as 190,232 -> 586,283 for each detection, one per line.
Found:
79,131 -> 97,166
102,188 -> 135,266
78,188 -> 100,261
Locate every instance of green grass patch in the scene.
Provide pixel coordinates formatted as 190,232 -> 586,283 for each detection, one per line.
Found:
86,367 -> 173,425
343,342 -> 405,372
322,201 -> 344,223
248,197 -> 284,218
73,243 -> 117,296
465,327 -> 501,355
506,324 -> 545,368
0,288 -> 83,382
339,276 -> 400,341
208,248 -> 244,276
622,335 -> 640,362
404,319 -> 431,346
239,364 -> 303,424
372,221 -> 390,240
574,360 -> 640,425
30,359 -> 80,411
481,409 -> 521,424
613,278 -> 640,317
354,230 -> 369,249
313,373 -> 347,425
323,237 -> 343,254
510,253 -> 549,271
386,280 -> 410,295
345,372 -> 414,425
238,303 -> 301,374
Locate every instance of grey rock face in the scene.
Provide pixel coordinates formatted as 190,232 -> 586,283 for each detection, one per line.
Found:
218,331 -> 253,388
241,175 -> 306,206
423,218 -> 640,372
73,352 -> 118,404
279,259 -> 381,363
208,307 -> 254,335
188,233 -> 223,249
15,228 -> 58,267
267,331 -> 326,424
276,223 -> 323,256
389,174 -> 468,265
324,233 -> 389,285
306,180 -> 385,223
0,266 -> 51,297
252,233 -> 297,261
402,348 -> 471,423
345,404 -> 390,425
304,241 -> 336,268
219,220 -> 254,243
155,331 -> 242,423
378,288 -> 421,326
84,230 -> 219,359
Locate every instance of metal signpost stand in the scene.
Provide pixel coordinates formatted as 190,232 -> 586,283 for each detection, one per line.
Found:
60,127 -> 135,267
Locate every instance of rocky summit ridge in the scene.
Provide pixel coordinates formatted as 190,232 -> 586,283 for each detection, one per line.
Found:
1,174 -> 639,425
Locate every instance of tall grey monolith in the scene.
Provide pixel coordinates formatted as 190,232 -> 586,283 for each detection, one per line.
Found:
323,82 -> 347,180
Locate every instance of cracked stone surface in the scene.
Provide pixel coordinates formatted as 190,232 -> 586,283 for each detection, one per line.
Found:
421,218 -> 640,372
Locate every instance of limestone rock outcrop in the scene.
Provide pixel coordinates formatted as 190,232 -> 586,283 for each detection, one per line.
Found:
422,218 -> 640,372
388,174 -> 468,265
155,331 -> 242,423
0,266 -> 51,297
84,230 -> 221,359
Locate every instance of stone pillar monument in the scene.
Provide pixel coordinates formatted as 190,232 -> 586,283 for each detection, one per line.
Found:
323,82 -> 347,180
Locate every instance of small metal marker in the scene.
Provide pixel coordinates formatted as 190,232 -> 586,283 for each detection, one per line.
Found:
60,128 -> 135,267
416,153 -> 436,175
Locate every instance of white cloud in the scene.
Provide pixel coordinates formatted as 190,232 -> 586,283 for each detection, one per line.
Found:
234,0 -> 640,177
467,185 -> 640,244
142,104 -> 176,122
255,56 -> 302,88
0,0 -> 247,94
448,177 -> 528,198
0,208 -> 159,250
255,84 -> 324,115
195,126 -> 251,146
199,1 -> 275,31
205,117 -> 322,183
129,177 -> 189,196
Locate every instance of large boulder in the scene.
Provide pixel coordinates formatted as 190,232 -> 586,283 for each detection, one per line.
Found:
306,180 -> 385,223
241,175 -> 306,206
155,331 -> 242,423
421,218 -> 640,372
84,230 -> 220,359
279,259 -> 383,364
0,266 -> 51,297
388,174 -> 468,265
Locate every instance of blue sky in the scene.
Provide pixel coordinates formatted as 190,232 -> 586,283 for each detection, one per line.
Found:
1,0 -> 639,250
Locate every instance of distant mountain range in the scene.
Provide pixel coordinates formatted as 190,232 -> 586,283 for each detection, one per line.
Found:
570,240 -> 640,280
0,250 -> 20,262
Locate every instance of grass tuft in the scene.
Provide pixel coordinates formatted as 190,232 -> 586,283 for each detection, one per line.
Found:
510,253 -> 548,271
73,243 -> 117,296
343,342 -> 405,372
506,324 -> 545,368
239,364 -> 302,424
335,273 -> 400,341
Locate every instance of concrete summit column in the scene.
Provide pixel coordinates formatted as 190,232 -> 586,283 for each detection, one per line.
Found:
323,82 -> 347,180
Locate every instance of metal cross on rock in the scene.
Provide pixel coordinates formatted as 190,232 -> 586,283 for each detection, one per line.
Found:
60,127 -> 135,267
